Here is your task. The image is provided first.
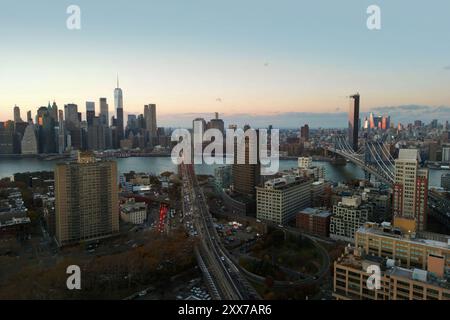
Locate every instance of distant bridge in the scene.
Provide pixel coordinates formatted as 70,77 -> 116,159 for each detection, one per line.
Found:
325,136 -> 395,186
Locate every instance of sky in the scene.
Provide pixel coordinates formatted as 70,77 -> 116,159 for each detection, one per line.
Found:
1,0 -> 450,127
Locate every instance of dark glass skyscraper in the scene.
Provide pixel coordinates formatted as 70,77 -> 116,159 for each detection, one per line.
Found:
348,93 -> 360,152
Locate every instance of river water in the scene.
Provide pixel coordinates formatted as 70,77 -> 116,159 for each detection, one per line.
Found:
0,157 -> 445,186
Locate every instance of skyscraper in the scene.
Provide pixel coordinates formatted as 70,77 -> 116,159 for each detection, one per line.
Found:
26,111 -> 32,123
300,124 -> 309,141
99,98 -> 109,127
393,149 -> 428,232
86,101 -> 95,126
209,112 -> 225,135
64,104 -> 81,150
13,105 -> 23,123
144,104 -> 157,145
114,76 -> 124,144
348,93 -> 360,152
55,151 -> 119,246
21,124 -> 38,155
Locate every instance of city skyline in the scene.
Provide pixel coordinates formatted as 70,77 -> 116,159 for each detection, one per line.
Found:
1,0 -> 450,125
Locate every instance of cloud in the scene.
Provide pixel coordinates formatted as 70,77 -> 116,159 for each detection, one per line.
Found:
367,105 -> 450,124
444,66 -> 450,70
159,111 -> 348,129
155,105 -> 450,129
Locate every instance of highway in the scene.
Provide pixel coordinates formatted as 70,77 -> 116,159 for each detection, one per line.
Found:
180,163 -> 259,300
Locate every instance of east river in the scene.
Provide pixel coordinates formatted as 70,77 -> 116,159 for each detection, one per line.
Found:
0,157 -> 446,187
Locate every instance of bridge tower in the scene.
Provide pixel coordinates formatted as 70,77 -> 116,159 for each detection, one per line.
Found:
364,141 -> 372,182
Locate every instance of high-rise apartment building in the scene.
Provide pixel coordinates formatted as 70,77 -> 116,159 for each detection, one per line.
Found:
348,93 -> 360,152
232,126 -> 260,198
300,124 -> 309,141
55,152 -> 119,246
393,149 -> 428,232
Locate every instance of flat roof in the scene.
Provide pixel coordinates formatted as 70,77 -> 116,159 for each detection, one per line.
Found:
358,225 -> 449,250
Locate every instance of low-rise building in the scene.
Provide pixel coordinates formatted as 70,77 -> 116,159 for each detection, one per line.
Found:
355,222 -> 450,270
296,207 -> 332,237
120,199 -> 147,225
333,246 -> 450,300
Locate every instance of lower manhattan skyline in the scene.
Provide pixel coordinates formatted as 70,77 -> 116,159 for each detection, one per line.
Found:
1,0 -> 450,126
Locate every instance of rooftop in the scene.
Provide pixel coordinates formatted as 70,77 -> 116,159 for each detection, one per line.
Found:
358,222 -> 450,250
299,207 -> 333,218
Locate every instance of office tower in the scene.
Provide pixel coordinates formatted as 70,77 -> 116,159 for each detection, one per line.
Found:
209,112 -> 225,135
48,101 -> 58,122
86,101 -> 95,126
64,104 -> 79,128
35,107 -> 57,154
431,119 -> 438,129
330,196 -> 371,242
99,98 -> 109,127
143,104 -> 157,145
57,109 -> 65,154
393,149 -> 428,232
127,114 -> 138,133
64,104 -> 81,150
114,77 -> 124,143
21,124 -> 38,155
192,117 -> 207,132
300,124 -> 309,141
55,152 -> 119,246
0,121 -> 14,154
256,176 -> 311,225
348,93 -> 360,151
333,245 -> 450,300
13,120 -> 28,154
381,116 -> 390,130
87,117 -> 106,151
27,110 -> 32,123
13,105 -> 23,123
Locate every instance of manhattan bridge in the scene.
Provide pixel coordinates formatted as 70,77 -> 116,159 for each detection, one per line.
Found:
326,134 -> 450,229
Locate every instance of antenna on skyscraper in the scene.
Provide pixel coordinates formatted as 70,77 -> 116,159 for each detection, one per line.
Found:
116,74 -> 119,88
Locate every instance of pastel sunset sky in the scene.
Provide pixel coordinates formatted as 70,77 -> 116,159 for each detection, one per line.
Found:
1,0 -> 449,127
